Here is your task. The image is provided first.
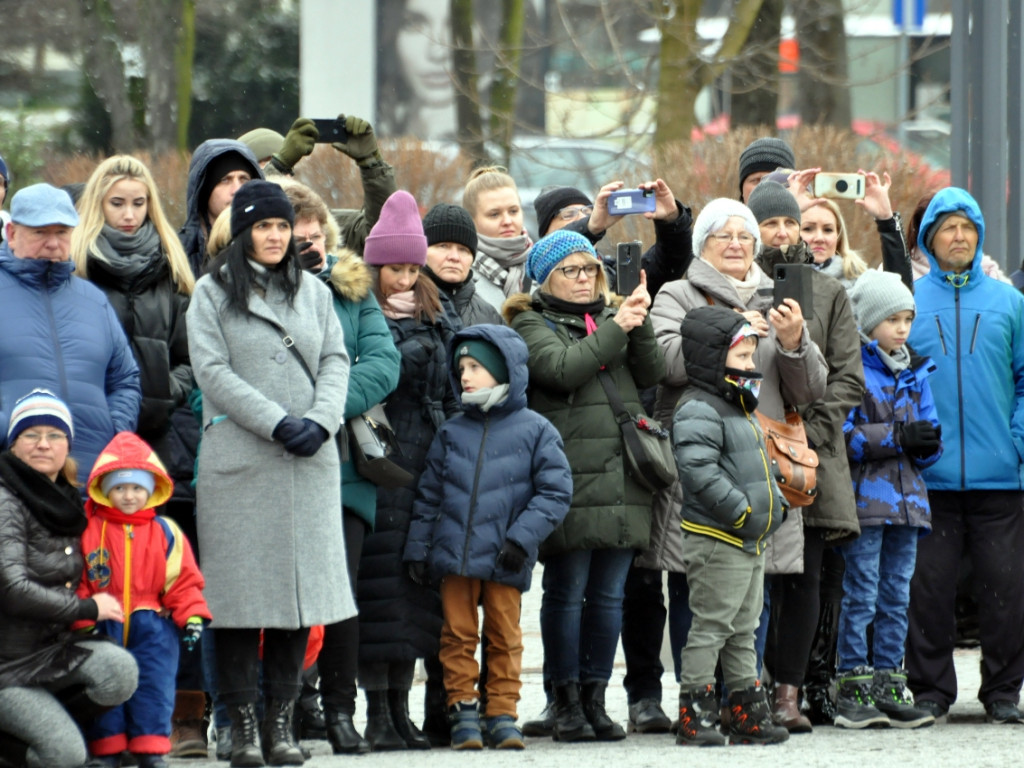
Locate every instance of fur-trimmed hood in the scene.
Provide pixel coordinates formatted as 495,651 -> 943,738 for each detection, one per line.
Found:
326,248 -> 373,303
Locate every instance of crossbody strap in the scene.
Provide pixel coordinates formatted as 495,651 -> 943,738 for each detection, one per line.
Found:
597,370 -> 649,463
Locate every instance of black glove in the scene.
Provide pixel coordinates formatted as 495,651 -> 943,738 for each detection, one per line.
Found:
332,114 -> 384,167
274,416 -> 328,457
407,561 -> 428,586
182,621 -> 203,653
296,241 -> 323,273
271,117 -> 318,173
897,420 -> 941,457
496,541 -> 528,573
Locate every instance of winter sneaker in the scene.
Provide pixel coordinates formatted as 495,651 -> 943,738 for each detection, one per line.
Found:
727,682 -> 789,745
985,700 -> 1023,724
871,669 -> 935,729
675,685 -> 726,746
484,715 -> 525,749
449,701 -> 484,750
834,667 -> 890,729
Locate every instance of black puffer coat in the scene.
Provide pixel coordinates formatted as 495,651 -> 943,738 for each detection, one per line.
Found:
85,256 -> 196,505
356,309 -> 460,664
425,267 -> 503,327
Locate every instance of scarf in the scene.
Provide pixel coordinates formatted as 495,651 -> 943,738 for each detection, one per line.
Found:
539,292 -> 607,318
860,332 -> 911,374
723,264 -> 763,304
461,384 -> 510,412
381,290 -> 418,319
475,232 -> 532,297
0,452 -> 85,536
91,221 -> 164,280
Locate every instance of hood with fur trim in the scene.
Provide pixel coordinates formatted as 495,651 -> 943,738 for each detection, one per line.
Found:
326,248 -> 373,303
87,431 -> 174,511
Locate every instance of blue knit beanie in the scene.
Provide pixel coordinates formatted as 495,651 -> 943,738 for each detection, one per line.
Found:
526,230 -> 599,285
101,468 -> 156,498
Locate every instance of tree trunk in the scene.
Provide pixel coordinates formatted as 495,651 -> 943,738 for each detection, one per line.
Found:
78,0 -> 138,152
795,0 -> 851,128
176,0 -> 196,152
451,0 -> 487,166
142,0 -> 183,152
489,0 -> 525,162
731,0 -> 783,127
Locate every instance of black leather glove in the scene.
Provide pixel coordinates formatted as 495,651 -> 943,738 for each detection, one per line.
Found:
296,241 -> 323,273
496,541 -> 528,573
273,415 -> 306,445
274,416 -> 328,457
332,114 -> 384,167
897,420 -> 941,457
272,117 -> 318,172
182,621 -> 204,653
407,561 -> 428,586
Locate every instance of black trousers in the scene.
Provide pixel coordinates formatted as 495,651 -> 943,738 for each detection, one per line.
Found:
216,627 -> 311,706
621,564 -> 667,703
318,512 -> 367,714
907,490 -> 1024,707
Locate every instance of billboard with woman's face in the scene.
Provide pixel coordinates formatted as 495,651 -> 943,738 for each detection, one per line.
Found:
376,0 -> 546,139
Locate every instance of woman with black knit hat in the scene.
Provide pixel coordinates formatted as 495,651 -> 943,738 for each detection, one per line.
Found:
187,179 -> 353,766
422,202 -> 501,327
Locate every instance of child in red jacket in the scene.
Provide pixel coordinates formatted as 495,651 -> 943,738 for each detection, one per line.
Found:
74,432 -> 211,768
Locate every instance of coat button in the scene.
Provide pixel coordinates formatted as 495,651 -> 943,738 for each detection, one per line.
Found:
65,581 -> 73,588
275,351 -> 288,364
65,546 -> 73,555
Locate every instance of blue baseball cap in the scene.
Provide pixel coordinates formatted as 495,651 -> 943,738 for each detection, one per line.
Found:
10,183 -> 80,228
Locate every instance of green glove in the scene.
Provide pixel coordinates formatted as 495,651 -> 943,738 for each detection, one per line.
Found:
333,114 -> 384,167
272,117 -> 319,172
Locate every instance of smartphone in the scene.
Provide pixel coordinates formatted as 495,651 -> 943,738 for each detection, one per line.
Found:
608,188 -> 656,216
773,263 -> 814,318
312,117 -> 348,144
616,241 -> 642,295
812,172 -> 865,200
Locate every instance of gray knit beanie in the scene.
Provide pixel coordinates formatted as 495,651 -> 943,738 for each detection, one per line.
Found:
849,269 -> 916,334
746,180 -> 801,225
691,198 -> 762,259
738,137 -> 796,196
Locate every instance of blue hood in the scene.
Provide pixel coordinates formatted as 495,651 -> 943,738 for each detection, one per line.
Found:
447,324 -> 528,415
916,187 -> 986,285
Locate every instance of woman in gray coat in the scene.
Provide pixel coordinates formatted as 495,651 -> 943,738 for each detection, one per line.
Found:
187,180 -> 353,767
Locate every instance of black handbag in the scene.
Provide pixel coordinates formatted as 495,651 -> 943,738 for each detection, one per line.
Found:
598,371 -> 678,493
348,404 -> 414,487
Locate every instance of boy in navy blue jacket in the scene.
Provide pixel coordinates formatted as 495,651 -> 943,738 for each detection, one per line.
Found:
837,270 -> 942,730
404,324 -> 572,751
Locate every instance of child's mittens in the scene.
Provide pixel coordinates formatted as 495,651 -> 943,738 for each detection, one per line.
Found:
407,561 -> 428,586
182,618 -> 204,652
496,541 -> 528,573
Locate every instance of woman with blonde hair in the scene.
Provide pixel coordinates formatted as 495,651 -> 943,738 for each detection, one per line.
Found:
463,166 -> 532,311
800,198 -> 869,292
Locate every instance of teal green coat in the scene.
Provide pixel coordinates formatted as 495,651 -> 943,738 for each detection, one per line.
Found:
504,292 -> 665,558
322,250 -> 400,528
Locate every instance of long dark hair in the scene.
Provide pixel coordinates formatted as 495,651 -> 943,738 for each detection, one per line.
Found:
209,226 -> 302,315
370,265 -> 444,323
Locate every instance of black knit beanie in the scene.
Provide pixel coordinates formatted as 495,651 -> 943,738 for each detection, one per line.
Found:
423,203 -> 478,255
230,180 -> 295,238
200,151 -> 257,218
746,180 -> 801,224
738,138 -> 796,196
533,186 -> 592,237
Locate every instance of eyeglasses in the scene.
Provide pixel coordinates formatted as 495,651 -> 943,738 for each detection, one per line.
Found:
554,263 -> 600,280
558,205 -> 593,220
295,232 -> 324,243
18,431 -> 68,446
710,232 -> 756,246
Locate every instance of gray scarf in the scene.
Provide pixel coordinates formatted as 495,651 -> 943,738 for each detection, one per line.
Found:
860,331 -> 911,373
461,384 -> 510,413
91,221 -> 163,279
474,232 -> 532,297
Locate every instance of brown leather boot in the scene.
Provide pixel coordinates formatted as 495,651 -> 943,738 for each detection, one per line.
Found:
169,689 -> 209,758
771,683 -> 813,733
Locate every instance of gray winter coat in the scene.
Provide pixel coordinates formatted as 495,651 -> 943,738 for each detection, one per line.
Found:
635,257 -> 827,574
187,266 -> 354,629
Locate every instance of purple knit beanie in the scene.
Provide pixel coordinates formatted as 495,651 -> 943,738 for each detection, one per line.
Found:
363,191 -> 427,266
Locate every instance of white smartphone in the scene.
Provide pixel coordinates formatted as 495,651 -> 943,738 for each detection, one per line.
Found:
812,172 -> 866,200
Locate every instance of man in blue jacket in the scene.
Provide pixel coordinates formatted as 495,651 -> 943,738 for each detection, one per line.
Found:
905,187 -> 1024,725
0,184 -> 140,486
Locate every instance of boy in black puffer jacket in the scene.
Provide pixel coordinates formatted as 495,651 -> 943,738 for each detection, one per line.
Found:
673,305 -> 789,747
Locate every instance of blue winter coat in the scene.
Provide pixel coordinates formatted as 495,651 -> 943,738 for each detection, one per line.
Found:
844,339 -> 940,530
909,187 -> 1024,491
403,324 -> 573,592
0,247 -> 141,484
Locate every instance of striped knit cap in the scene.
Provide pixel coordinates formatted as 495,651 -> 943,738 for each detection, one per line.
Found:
7,389 -> 74,448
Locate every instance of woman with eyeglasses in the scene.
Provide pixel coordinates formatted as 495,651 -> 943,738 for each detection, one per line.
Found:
503,229 -> 664,743
638,199 -> 828,729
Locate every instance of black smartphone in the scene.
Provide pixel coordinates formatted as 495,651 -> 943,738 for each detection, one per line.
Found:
616,241 -> 642,295
312,117 -> 348,144
773,263 -> 814,318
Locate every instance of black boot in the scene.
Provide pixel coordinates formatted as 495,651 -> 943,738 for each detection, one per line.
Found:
388,688 -> 431,749
363,690 -> 406,751
727,682 -> 789,745
324,709 -> 370,754
227,703 -> 264,767
421,676 -> 450,747
580,680 -> 626,741
676,684 -> 726,746
261,699 -> 304,766
552,681 -> 596,742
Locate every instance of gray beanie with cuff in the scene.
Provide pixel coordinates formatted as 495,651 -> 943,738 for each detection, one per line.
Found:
849,269 -> 916,334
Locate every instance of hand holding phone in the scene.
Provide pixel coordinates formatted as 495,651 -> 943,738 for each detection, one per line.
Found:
608,188 -> 656,216
615,241 -> 642,295
312,117 -> 349,144
812,172 -> 865,200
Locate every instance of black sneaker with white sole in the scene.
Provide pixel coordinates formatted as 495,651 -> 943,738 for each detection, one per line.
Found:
985,700 -> 1022,724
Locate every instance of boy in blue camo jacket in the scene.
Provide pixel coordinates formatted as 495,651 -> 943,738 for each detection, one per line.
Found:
837,270 -> 942,730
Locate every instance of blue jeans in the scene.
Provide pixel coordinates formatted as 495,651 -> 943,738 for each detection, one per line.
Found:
540,548 -> 634,683
837,524 -> 919,671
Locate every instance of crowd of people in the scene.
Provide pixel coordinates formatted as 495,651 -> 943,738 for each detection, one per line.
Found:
0,117 -> 1022,768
